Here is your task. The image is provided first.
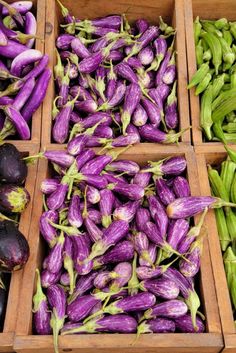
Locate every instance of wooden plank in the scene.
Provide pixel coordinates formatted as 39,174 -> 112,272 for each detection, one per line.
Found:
41,0 -> 191,147
185,0 -> 236,147
4,0 -> 46,148
0,143 -> 38,353
14,145 -> 222,353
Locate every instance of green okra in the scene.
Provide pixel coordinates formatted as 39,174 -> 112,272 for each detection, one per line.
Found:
201,36 -> 209,51
212,95 -> 236,124
229,22 -> 236,40
226,112 -> 236,123
220,160 -> 236,198
222,29 -> 233,46
187,62 -> 209,89
223,62 -> 233,72
223,73 -> 230,82
212,74 -> 225,99
203,48 -> 212,62
223,246 -> 236,288
231,72 -> 236,89
202,21 -> 223,37
223,122 -> 236,133
224,133 -> 236,143
194,16 -> 202,45
225,208 -> 236,240
196,39 -> 204,67
202,32 -> 222,75
225,144 -> 236,164
208,164 -> 229,200
233,44 -> 236,56
218,37 -> 235,65
212,88 -> 236,111
213,122 -> 227,143
200,84 -> 213,140
230,275 -> 236,310
231,173 -> 236,204
222,83 -> 231,91
195,72 -> 212,95
214,207 -> 231,251
214,18 -> 229,30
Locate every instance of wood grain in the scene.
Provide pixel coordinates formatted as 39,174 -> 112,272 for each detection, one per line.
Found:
0,143 -> 39,353
41,0 -> 191,147
14,144 -> 223,353
185,0 -> 236,147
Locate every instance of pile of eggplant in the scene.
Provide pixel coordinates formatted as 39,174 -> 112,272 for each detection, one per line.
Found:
33,145 -> 236,352
52,1 -> 187,146
0,143 -> 30,330
0,0 -> 51,140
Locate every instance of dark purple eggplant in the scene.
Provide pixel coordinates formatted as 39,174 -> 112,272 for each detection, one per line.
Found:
0,184 -> 30,213
33,269 -> 51,335
0,143 -> 27,184
0,221 -> 29,272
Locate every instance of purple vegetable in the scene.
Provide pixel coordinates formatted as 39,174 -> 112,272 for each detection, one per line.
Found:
43,150 -> 74,168
56,34 -> 74,50
71,37 -> 90,59
167,196 -> 236,219
23,55 -> 49,80
67,135 -> 89,156
135,19 -> 149,33
141,98 -> 161,127
133,171 -> 151,188
105,159 -> 140,175
68,271 -> 98,304
11,49 -> 42,77
106,63 -> 117,100
148,195 -> 168,238
72,112 -> 112,133
116,62 -> 138,84
100,80 -> 126,111
47,284 -> 66,353
127,26 -> 160,58
90,36 -> 109,53
12,77 -> 36,111
121,83 -> 141,134
138,46 -> 154,66
155,177 -> 175,206
0,27 -> 7,46
94,125 -> 113,139
78,51 -> 104,74
144,299 -> 188,320
107,50 -> 124,61
67,293 -> 106,322
40,179 -> 60,195
90,15 -> 121,29
156,44 -> 173,86
65,62 -> 78,79
145,156 -> 187,176
87,220 -> 129,261
113,200 -> 140,223
99,189 -> 114,228
2,1 -> 32,15
110,262 -> 132,291
167,219 -> 189,250
139,243 -> 157,267
137,318 -> 175,334
72,234 -> 93,275
163,53 -> 176,85
39,210 -> 58,247
135,207 -> 151,232
136,266 -> 165,280
141,278 -> 180,300
87,209 -> 101,224
175,314 -> 205,333
68,192 -> 83,228
165,81 -> 178,129
21,68 -> 51,123
3,106 -> 30,140
24,11 -> 37,48
76,149 -> 96,171
80,154 -> 112,175
94,271 -> 114,289
93,240 -> 134,267
0,39 -> 27,58
173,176 -> 190,198
139,124 -> 186,144
63,236 -> 76,294
132,104 -> 148,127
41,270 -> 62,288
62,314 -> 137,334
46,177 -> 69,211
179,233 -> 203,277
33,269 -> 51,335
44,231 -> 64,274
133,232 -> 153,266
0,97 -> 13,105
107,181 -> 144,201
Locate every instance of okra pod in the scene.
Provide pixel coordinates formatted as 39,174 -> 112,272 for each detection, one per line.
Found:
212,88 -> 236,111
229,22 -> 236,40
231,72 -> 236,88
212,74 -> 225,100
202,32 -> 222,75
224,144 -> 236,164
202,21 -> 222,38
212,96 -> 236,124
220,160 -> 236,198
194,17 -> 202,45
187,62 -> 209,89
218,37 -> 235,65
195,73 -> 211,95
202,49 -> 212,62
213,122 -> 226,143
214,18 -> 229,30
223,29 -> 233,46
214,208 -> 231,251
226,112 -> 236,123
196,40 -> 204,67
225,208 -> 236,240
231,173 -> 236,204
200,85 -> 213,140
208,165 -> 229,201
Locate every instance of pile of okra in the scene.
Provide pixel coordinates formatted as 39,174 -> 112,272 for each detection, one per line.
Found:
189,17 -> 236,143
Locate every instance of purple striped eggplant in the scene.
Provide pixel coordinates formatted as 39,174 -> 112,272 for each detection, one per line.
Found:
132,171 -> 151,188
121,83 -> 141,135
94,271 -> 115,289
115,62 -> 138,84
113,200 -> 140,223
110,262 -> 132,291
46,177 -> 69,211
156,43 -> 173,86
99,80 -> 126,111
12,77 -> 36,111
60,272 -> 70,286
167,219 -> 189,251
147,195 -> 168,239
127,26 -> 159,58
93,240 -> 134,268
33,269 -> 51,335
141,277 -> 180,299
132,104 -> 148,127
99,189 -> 114,228
147,37 -> 167,72
87,220 -> 129,261
68,271 -> 98,304
10,49 -> 42,77
87,209 -> 101,224
135,207 -> 151,232
2,106 -> 30,140
23,54 -> 49,81
56,34 -> 74,50
0,39 -> 27,58
105,159 -> 140,176
136,265 -> 167,280
103,172 -> 127,184
141,98 -> 161,127
63,236 -> 75,295
76,149 -> 96,171
83,213 -> 103,242
173,176 -> 190,198
62,314 -> 137,335
136,18 -> 149,33
40,179 -> 60,195
107,181 -> 144,201
133,232 -> 153,266
175,314 -> 205,333
155,177 -> 176,206
80,154 -> 112,175
72,234 -> 93,275
139,124 -> 188,144
163,53 -> 176,85
167,196 -> 236,219
71,37 -> 90,59
67,135 -> 89,156
47,284 -> 66,353
43,231 -> 64,274
144,156 -> 187,176
138,46 -> 154,66
139,243 -> 157,267
43,150 -> 75,168
25,11 -> 37,48
68,192 -> 83,228
39,210 -> 58,248
137,318 -> 175,335
41,270 -> 62,288
144,299 -> 188,320
165,81 -> 178,129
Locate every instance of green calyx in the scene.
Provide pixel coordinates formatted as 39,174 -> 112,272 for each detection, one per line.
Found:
32,269 -> 46,312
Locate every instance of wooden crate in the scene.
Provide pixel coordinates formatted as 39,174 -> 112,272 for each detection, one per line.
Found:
195,145 -> 236,353
3,0 -> 46,149
0,143 -> 38,353
42,0 -> 191,147
14,144 -> 223,353
185,0 -> 236,146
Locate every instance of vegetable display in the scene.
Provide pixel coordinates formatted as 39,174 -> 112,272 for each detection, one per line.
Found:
0,0 -> 51,141
208,145 -> 236,316
189,17 -> 236,143
33,140 -> 236,352
0,143 -> 30,331
50,2 -> 188,146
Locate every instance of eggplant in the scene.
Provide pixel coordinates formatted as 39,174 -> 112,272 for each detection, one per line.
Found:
41,270 -> 62,288
144,156 -> 187,176
133,171 -> 151,188
0,143 -> 27,184
139,243 -> 157,267
68,192 -> 83,228
99,189 -> 114,228
107,181 -> 144,201
61,314 -> 137,334
68,271 -> 98,304
147,195 -> 168,239
40,179 -> 60,195
155,177 -> 175,206
39,210 -> 58,248
25,11 -> 37,48
121,83 -> 141,135
63,236 -> 76,295
0,184 -> 30,213
0,221 -> 29,272
44,232 -> 64,274
113,200 -> 140,223
137,318 -> 175,334
175,314 -> 205,333
105,160 -> 140,176
110,262 -> 132,291
167,219 -> 189,250
140,278 -> 180,300
133,232 -> 153,266
138,46 -> 154,66
139,124 -> 187,144
10,49 -> 43,77
135,207 -> 151,232
136,19 -> 149,33
72,234 -> 93,275
173,176 -> 190,198
33,269 -> 51,335
144,299 -> 188,320
93,240 -> 134,267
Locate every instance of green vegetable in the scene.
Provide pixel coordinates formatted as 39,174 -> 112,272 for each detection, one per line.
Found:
214,208 -> 230,251
187,62 -> 209,89
195,73 -> 212,95
200,84 -> 213,140
202,32 -> 222,74
194,17 -> 202,45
